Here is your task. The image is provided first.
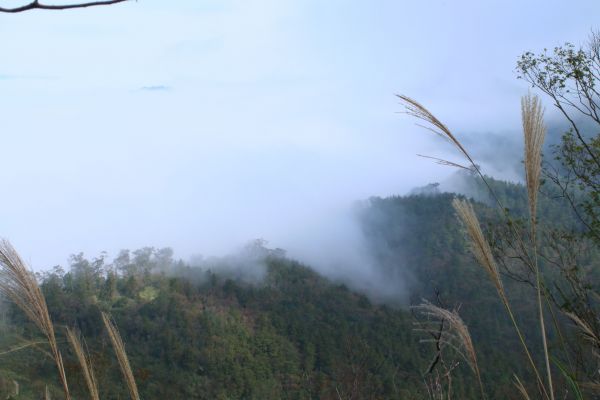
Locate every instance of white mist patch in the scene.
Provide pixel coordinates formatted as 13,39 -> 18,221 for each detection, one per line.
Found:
280,203 -> 408,303
189,239 -> 275,285
438,172 -> 493,202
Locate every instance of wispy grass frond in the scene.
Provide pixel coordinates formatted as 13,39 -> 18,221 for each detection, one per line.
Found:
580,381 -> 600,392
66,328 -> 99,400
521,93 -> 547,228
414,301 -> 484,397
0,239 -> 55,335
401,93 -> 554,399
0,339 -> 47,356
565,312 -> 600,348
397,95 -> 475,164
514,375 -> 532,400
452,199 -> 505,299
452,198 -> 549,399
102,312 -> 140,400
0,239 -> 70,399
398,94 -> 513,215
417,154 -> 473,171
522,93 -> 554,400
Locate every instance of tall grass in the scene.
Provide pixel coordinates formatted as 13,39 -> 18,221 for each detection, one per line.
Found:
452,198 -> 547,398
0,239 -> 140,400
514,375 -> 533,400
102,312 -> 140,400
414,301 -> 486,399
400,93 -> 554,399
66,328 -> 100,400
0,239 -> 71,399
522,94 -> 554,400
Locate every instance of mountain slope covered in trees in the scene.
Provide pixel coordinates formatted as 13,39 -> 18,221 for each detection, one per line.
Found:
0,175 -> 586,399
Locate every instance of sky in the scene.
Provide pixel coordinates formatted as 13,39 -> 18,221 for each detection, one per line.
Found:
0,0 -> 599,270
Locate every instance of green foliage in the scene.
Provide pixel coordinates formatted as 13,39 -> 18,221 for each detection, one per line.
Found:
517,33 -> 600,245
0,176 -> 594,399
0,248 -> 428,399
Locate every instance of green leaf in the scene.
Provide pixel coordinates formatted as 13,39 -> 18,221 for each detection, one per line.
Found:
552,356 -> 584,400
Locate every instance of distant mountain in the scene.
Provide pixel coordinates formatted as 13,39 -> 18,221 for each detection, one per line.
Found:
0,174 -> 578,399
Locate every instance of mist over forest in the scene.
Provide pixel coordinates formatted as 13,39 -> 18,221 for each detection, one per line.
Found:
2,1 -> 600,399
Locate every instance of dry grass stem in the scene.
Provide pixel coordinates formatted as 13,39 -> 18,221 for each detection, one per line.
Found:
522,94 -> 554,400
0,339 -> 47,356
565,312 -> 600,348
0,239 -> 70,399
452,199 -> 506,301
102,312 -> 140,400
514,375 -> 532,400
579,381 -> 600,392
398,94 -> 512,216
521,93 -> 547,229
452,199 -> 550,398
417,154 -> 473,171
66,328 -> 100,400
397,95 -> 475,165
414,301 -> 484,398
401,93 -> 554,399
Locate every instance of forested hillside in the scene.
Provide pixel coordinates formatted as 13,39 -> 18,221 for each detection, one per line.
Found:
0,174 -> 576,399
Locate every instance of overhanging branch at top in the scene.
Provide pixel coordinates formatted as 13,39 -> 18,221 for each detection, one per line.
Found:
0,0 -> 129,13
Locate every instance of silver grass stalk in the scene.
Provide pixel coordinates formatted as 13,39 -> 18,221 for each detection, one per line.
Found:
452,199 -> 505,301
400,92 -> 552,399
565,312 -> 600,349
522,93 -> 554,400
514,375 -> 532,400
102,312 -> 140,400
397,95 -> 508,213
415,301 -> 485,398
397,95 -> 474,164
66,328 -> 100,400
522,93 -> 547,232
452,198 -> 549,399
0,239 -> 70,400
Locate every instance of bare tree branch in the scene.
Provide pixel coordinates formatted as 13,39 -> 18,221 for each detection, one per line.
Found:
0,0 -> 129,13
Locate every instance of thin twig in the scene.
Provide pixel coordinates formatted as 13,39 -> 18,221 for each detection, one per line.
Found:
0,0 -> 129,13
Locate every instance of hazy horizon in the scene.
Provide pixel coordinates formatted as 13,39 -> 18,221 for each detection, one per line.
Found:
1,0 -> 599,270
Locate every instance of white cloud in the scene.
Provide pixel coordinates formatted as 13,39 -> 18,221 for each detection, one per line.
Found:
0,0 -> 598,274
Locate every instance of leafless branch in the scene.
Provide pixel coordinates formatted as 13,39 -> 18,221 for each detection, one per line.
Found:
0,0 -> 129,13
